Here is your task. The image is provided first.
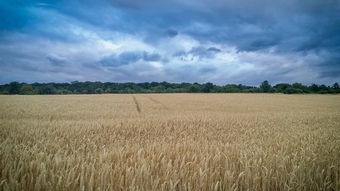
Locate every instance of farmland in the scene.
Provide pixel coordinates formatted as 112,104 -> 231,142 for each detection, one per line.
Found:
0,94 -> 339,190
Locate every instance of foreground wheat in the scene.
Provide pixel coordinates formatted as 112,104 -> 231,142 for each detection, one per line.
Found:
0,94 -> 339,191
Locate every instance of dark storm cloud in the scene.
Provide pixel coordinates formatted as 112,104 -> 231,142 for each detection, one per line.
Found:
165,29 -> 178,38
47,56 -> 68,66
316,52 -> 340,78
199,67 -> 217,74
100,51 -> 162,67
207,47 -> 221,53
0,0 -> 339,84
173,46 -> 222,60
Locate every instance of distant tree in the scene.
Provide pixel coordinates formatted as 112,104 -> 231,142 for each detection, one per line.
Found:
8,82 -> 20,94
20,84 -> 34,95
318,85 -> 329,93
71,81 -> 79,84
292,83 -> 304,89
56,89 -> 72,94
260,80 -> 271,93
310,84 -> 319,92
161,81 -> 171,89
223,84 -> 239,93
273,83 -> 291,93
152,85 -> 166,93
150,82 -> 159,88
291,83 -> 310,93
0,89 -> 9,94
189,84 -> 201,93
39,84 -> 56,94
284,87 -> 304,94
0,81 -> 338,95
202,82 -> 214,93
95,88 -> 104,94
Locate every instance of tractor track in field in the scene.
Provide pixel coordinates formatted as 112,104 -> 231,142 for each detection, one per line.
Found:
132,96 -> 141,113
145,96 -> 170,110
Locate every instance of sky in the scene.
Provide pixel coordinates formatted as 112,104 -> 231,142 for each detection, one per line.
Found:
0,0 -> 339,85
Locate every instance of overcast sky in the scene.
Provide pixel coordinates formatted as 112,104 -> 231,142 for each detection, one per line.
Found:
0,0 -> 339,85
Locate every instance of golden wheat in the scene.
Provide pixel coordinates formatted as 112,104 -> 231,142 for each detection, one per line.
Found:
0,94 -> 339,191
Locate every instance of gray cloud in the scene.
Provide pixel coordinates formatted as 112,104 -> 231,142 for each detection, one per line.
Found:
47,56 -> 68,66
0,0 -> 339,84
99,51 -> 163,68
165,29 -> 178,37
207,47 -> 221,52
173,46 -> 222,61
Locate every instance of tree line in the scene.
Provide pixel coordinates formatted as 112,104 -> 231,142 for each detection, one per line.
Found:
0,81 -> 339,95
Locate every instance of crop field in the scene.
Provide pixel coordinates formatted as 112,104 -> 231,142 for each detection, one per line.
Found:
0,94 -> 339,191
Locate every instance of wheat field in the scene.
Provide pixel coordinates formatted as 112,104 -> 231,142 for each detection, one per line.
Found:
0,94 -> 339,191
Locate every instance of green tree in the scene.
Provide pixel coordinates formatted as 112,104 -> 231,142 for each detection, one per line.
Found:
284,88 -> 304,94
95,88 -> 104,94
20,84 -> 34,95
318,85 -> 329,93
39,85 -> 56,94
223,84 -> 239,93
188,84 -> 201,93
273,83 -> 291,93
310,84 -> 319,92
202,82 -> 214,93
0,81 -> 338,95
8,82 -> 20,94
292,83 -> 310,93
260,80 -> 271,93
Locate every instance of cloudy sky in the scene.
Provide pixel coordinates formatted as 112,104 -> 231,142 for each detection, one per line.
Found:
0,0 -> 339,85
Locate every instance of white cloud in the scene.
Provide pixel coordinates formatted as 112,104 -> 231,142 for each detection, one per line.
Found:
156,34 -> 200,55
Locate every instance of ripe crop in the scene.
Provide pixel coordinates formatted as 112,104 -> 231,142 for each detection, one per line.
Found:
0,94 -> 339,190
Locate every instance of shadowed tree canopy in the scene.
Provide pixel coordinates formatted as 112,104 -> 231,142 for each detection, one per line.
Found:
0,81 -> 339,95
260,80 -> 271,93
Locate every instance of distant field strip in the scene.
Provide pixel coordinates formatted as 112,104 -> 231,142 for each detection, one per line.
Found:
133,95 -> 141,113
0,94 -> 339,191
